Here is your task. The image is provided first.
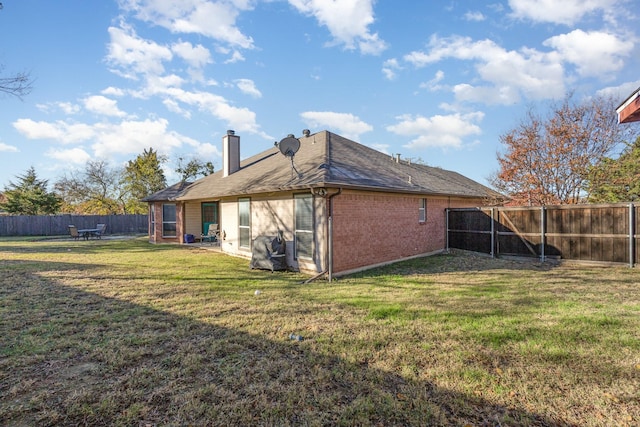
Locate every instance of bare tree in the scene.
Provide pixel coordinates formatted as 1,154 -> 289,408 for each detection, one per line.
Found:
0,66 -> 33,99
55,160 -> 127,214
1,3 -> 35,99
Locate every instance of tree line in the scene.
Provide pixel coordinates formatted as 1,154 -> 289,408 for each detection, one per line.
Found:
491,94 -> 640,205
2,93 -> 639,214
0,149 -> 214,215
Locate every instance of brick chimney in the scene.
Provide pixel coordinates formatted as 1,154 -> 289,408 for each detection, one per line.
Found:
223,130 -> 240,177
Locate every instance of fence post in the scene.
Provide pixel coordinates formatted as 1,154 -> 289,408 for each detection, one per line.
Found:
445,208 -> 450,253
540,206 -> 546,263
630,203 -> 635,268
490,207 -> 495,258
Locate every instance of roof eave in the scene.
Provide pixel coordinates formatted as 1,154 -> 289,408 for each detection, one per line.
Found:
616,87 -> 640,124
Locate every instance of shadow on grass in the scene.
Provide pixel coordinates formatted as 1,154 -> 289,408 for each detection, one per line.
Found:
1,261 -> 575,426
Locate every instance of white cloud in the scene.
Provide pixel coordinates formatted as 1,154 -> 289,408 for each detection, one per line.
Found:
171,40 -> 212,68
544,29 -> 634,77
288,0 -> 387,55
181,141 -> 220,160
0,142 -> 19,152
386,112 -> 484,149
90,118 -> 190,158
370,142 -> 390,154
419,70 -> 445,91
162,87 -> 270,137
101,86 -> 125,97
46,147 -> 92,165
83,95 -> 127,117
135,74 -> 186,98
106,24 -> 173,79
382,58 -> 401,80
508,0 -> 617,25
300,111 -> 373,140
235,78 -> 262,98
13,119 -> 96,144
119,0 -> 254,49
36,102 -> 81,115
162,98 -> 192,118
597,80 -> 640,99
12,117 -> 203,161
404,35 -> 566,104
224,50 -> 246,64
464,11 -> 485,21
57,102 -> 81,115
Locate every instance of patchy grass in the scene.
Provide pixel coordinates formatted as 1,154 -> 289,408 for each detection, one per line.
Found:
0,238 -> 638,426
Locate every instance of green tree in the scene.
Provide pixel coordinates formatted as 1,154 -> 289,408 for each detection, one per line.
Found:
587,136 -> 640,203
122,148 -> 167,213
175,156 -> 215,182
1,167 -> 61,214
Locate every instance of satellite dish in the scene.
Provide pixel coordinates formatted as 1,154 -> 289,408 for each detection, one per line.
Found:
278,135 -> 300,158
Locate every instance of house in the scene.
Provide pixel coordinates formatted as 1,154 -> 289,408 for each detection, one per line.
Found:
617,86 -> 640,124
143,130 -> 502,277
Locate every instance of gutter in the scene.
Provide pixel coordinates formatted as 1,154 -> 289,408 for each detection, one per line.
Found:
303,187 -> 342,284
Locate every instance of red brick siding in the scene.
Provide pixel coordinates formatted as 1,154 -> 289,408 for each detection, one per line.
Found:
148,202 -> 186,244
331,192 -> 482,273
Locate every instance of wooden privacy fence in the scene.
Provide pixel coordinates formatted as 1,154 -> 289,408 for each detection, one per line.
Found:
447,203 -> 639,267
0,214 -> 148,237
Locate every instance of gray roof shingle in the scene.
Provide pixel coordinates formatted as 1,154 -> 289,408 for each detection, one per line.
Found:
144,130 -> 501,201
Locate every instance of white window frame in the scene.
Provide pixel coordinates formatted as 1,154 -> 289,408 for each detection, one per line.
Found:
295,194 -> 314,259
238,197 -> 251,249
150,204 -> 156,236
162,203 -> 177,237
419,198 -> 427,223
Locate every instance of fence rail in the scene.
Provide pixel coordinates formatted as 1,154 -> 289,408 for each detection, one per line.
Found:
0,214 -> 148,237
447,203 -> 638,267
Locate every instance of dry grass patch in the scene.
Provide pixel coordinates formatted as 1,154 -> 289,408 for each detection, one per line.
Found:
0,238 -> 638,426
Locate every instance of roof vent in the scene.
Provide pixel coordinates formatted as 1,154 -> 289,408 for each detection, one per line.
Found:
302,129 -> 310,137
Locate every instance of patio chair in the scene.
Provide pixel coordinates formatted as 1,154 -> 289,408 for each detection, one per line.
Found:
201,223 -> 219,245
95,223 -> 107,239
68,225 -> 81,240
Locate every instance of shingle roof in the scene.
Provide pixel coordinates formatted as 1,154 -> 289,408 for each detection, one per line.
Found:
145,130 -> 502,202
141,180 -> 192,202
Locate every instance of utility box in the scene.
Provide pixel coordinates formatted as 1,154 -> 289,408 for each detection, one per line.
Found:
250,234 -> 287,271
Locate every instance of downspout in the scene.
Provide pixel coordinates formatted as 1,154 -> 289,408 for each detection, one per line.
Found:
327,188 -> 342,282
302,187 -> 341,285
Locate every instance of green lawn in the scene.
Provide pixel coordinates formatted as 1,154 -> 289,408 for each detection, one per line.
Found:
1,237 -> 638,426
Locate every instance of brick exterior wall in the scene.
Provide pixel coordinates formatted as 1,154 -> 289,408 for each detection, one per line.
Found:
145,191 -> 485,274
331,191 -> 483,274
148,201 -> 186,244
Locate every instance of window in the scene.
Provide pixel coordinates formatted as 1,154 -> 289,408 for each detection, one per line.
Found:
295,194 -> 313,259
150,204 -> 155,236
162,203 -> 177,237
419,198 -> 427,223
238,198 -> 251,249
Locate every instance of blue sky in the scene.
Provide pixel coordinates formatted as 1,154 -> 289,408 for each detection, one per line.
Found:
0,0 -> 639,189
